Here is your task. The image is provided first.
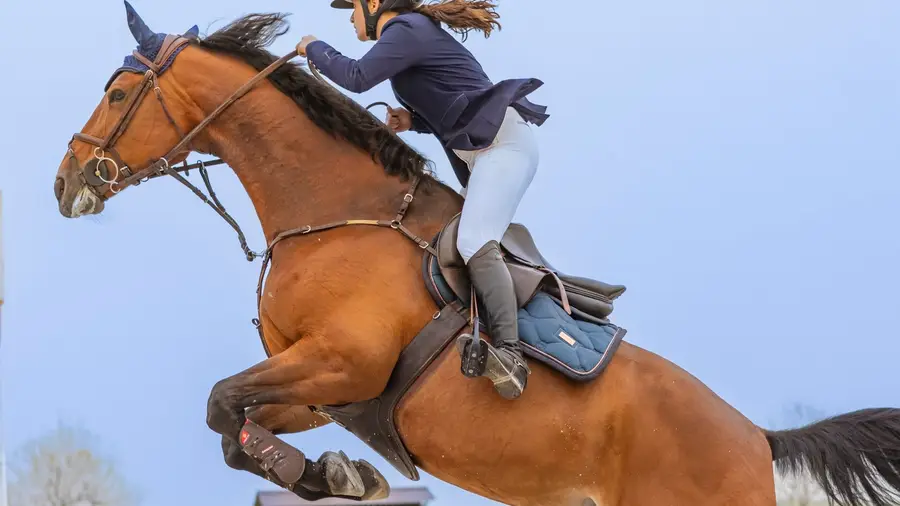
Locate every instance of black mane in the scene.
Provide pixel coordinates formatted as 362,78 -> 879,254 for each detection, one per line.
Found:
193,13 -> 432,181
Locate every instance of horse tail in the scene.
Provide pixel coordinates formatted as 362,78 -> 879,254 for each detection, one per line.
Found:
764,408 -> 900,506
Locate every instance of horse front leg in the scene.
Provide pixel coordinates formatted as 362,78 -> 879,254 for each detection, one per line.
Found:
206,336 -> 394,501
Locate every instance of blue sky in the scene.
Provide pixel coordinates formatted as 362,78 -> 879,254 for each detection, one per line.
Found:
1,0 -> 899,505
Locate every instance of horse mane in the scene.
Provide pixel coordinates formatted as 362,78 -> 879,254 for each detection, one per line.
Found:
192,13 -> 432,182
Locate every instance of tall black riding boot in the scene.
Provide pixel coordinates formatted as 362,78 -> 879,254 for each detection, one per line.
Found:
458,240 -> 530,400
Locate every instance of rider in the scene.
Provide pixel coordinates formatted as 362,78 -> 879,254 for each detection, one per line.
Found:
297,0 -> 549,400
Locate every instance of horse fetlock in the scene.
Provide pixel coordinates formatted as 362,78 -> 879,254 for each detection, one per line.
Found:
319,451 -> 366,498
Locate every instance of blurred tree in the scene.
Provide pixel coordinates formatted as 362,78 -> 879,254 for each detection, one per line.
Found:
8,423 -> 136,506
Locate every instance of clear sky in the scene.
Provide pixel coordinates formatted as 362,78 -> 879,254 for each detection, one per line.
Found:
1,0 -> 899,505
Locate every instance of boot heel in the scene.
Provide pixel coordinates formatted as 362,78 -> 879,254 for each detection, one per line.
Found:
482,347 -> 528,400
456,333 -> 487,378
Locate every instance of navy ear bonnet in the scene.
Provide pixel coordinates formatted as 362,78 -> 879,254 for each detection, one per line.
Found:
105,1 -> 199,91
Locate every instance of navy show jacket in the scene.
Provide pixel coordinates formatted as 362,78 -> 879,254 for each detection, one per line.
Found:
306,12 -> 549,187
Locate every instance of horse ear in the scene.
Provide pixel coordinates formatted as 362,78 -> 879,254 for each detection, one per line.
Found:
124,0 -> 157,50
184,25 -> 199,38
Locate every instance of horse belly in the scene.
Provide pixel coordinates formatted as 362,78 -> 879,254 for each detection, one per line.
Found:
394,347 -> 623,506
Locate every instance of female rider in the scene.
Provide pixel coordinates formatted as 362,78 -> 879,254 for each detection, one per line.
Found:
297,0 -> 549,400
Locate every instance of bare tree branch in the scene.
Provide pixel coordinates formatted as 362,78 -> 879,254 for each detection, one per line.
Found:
7,423 -> 137,506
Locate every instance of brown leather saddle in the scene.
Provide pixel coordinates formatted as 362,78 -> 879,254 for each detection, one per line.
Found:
313,215 -> 627,485
437,213 -> 626,321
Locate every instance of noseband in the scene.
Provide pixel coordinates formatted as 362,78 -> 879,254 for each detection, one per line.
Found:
69,35 -> 193,199
68,35 -> 398,264
68,34 -> 301,260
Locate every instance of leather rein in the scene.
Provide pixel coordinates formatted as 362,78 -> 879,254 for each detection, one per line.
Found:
68,34 -> 434,352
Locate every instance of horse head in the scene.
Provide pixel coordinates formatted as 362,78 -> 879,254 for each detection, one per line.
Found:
54,0 -> 429,248
54,1 -> 200,218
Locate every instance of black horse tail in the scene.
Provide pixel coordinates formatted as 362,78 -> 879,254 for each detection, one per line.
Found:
765,408 -> 900,506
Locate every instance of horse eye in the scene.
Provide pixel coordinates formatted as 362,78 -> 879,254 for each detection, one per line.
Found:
108,89 -> 127,104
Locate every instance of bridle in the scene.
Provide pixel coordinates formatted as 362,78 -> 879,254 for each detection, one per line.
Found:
68,34 -> 397,262
67,33 -> 434,354
67,33 -> 300,260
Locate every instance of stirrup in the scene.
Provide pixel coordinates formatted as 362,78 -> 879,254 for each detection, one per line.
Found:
457,332 -> 488,378
456,333 -> 529,400
458,287 -> 488,378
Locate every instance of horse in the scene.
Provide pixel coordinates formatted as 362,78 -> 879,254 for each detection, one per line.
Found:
53,4 -> 900,506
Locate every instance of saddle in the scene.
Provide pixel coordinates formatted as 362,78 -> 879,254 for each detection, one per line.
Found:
315,214 -> 628,486
435,213 -> 626,321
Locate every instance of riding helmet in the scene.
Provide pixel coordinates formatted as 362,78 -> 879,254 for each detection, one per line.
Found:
330,0 -> 422,40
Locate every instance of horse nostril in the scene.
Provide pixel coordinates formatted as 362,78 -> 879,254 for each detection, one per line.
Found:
54,177 -> 65,202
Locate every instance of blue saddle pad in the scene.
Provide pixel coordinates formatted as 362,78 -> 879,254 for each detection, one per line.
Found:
517,292 -> 625,381
424,254 -> 626,382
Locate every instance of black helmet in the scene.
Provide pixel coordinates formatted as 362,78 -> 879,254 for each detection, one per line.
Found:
330,0 -> 421,40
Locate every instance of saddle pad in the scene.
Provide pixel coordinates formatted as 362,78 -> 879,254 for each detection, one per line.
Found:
424,253 -> 626,382
517,292 -> 625,381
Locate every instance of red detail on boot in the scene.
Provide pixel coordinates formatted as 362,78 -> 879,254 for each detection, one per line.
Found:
240,430 -> 250,446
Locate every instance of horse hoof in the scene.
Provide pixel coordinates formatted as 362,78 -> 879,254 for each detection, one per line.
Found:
354,459 -> 390,500
319,451 -> 365,498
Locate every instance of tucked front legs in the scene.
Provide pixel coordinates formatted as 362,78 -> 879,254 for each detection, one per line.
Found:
205,332 -> 398,500
238,420 -> 389,500
219,404 -> 330,480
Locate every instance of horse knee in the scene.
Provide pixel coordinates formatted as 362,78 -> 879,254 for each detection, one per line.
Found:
205,380 -> 226,426
206,379 -> 242,435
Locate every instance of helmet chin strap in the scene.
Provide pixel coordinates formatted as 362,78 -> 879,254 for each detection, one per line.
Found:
359,0 -> 382,40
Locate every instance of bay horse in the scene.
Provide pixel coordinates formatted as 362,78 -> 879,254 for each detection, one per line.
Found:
53,4 -> 900,506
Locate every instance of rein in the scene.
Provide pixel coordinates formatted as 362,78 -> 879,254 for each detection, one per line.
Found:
69,34 -> 435,352
69,34 -> 299,260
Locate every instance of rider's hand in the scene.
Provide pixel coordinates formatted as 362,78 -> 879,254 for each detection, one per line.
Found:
296,35 -> 318,56
385,106 -> 413,133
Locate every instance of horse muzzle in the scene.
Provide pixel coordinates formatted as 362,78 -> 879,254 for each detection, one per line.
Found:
55,154 -> 106,218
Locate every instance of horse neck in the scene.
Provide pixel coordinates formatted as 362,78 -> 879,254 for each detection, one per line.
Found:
197,85 -> 411,242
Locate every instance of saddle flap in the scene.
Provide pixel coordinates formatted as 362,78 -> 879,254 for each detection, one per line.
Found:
438,214 -> 554,271
501,223 -> 556,271
507,262 -> 549,308
558,274 -> 627,301
436,215 -> 545,309
433,213 -> 627,319
436,213 -> 466,269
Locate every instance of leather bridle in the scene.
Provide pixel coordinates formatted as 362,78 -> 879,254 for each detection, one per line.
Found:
67,34 -> 301,260
66,34 -> 434,353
